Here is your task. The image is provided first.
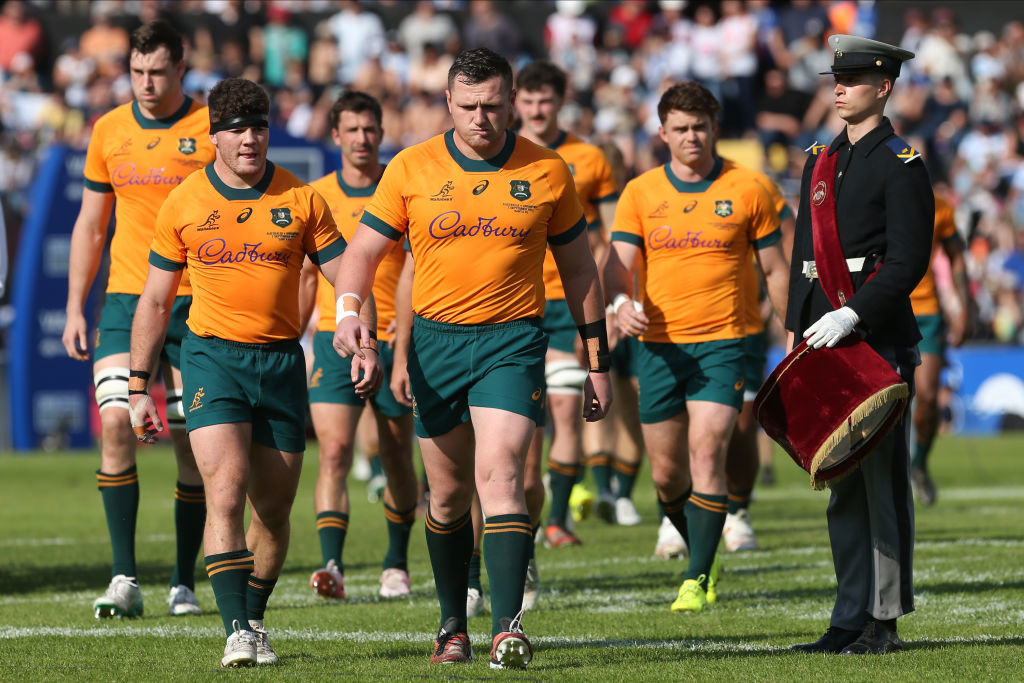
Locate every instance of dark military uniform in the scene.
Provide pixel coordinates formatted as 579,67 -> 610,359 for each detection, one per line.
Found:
787,117 -> 934,636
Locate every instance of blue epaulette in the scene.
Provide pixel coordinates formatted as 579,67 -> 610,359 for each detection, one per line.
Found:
804,141 -> 828,156
884,136 -> 921,163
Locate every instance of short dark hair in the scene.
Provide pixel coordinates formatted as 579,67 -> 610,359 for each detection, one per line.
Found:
207,78 -> 270,125
328,90 -> 383,129
447,47 -> 513,93
516,61 -> 568,99
130,20 -> 184,64
657,81 -> 720,124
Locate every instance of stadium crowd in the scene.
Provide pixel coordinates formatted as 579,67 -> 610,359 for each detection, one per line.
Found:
3,0 -> 1024,344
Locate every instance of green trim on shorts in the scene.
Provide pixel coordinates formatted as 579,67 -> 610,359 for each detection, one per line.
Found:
541,298 -> 577,354
408,315 -> 547,438
636,337 -> 745,423
916,314 -> 946,357
180,332 -> 307,452
308,331 -> 410,418
94,293 -> 191,367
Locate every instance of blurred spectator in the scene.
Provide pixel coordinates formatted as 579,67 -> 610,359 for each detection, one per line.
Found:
0,0 -> 44,72
546,1 -> 598,96
398,1 -> 458,63
915,8 -> 972,101
261,4 -> 309,88
690,5 -> 722,105
607,0 -> 654,51
52,38 -> 94,111
183,50 -> 224,102
79,5 -> 130,79
657,0 -> 692,81
407,42 -> 453,96
756,68 -> 809,153
307,21 -> 340,93
719,0 -> 759,136
462,0 -> 521,61
328,0 -> 386,85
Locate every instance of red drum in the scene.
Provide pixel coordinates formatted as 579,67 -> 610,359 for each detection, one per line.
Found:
754,338 -> 909,490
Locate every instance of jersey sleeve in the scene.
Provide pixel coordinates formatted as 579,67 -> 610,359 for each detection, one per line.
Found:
546,158 -> 586,246
148,189 -> 187,271
609,180 -> 643,248
304,188 -> 346,265
935,196 -> 957,242
360,154 -> 408,241
591,152 -> 620,205
747,182 -> 782,250
82,119 -> 112,193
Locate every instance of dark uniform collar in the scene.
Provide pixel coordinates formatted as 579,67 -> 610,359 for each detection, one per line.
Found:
828,117 -> 895,157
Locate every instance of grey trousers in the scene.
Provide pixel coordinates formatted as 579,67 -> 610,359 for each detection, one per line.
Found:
827,345 -> 919,630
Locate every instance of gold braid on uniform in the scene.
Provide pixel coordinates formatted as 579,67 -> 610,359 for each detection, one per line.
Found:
577,320 -> 610,373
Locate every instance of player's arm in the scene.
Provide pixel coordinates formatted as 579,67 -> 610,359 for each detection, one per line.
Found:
62,188 -> 115,360
390,251 -> 415,407
127,264 -> 182,443
298,256 -> 319,333
320,251 -> 380,396
941,235 -> 970,347
332,224 -> 397,358
551,230 -> 613,421
589,200 -> 617,264
756,240 -> 790,323
602,240 -> 648,337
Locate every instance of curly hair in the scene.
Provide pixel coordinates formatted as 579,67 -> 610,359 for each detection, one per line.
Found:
516,61 -> 568,99
328,90 -> 382,130
447,47 -> 513,94
207,78 -> 270,126
657,81 -> 721,125
129,20 -> 184,64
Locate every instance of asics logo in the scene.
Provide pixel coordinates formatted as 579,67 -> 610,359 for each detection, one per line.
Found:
237,207 -> 253,223
473,180 -> 489,195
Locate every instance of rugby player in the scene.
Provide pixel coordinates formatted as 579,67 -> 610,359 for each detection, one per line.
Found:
62,20 -> 213,619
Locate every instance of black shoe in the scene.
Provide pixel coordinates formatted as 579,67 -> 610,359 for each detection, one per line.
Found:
790,626 -> 861,653
841,619 -> 903,655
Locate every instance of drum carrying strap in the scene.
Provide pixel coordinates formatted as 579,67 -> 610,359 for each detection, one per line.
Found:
808,150 -> 854,308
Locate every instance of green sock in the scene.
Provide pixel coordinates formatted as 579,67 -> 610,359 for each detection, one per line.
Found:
246,575 -> 277,622
97,465 -> 139,577
424,507 -> 473,630
911,439 -> 933,469
613,459 -> 640,499
684,493 -> 728,588
546,461 -> 579,528
205,549 -> 254,636
483,514 -> 532,637
316,511 -> 348,571
589,452 -> 613,495
727,488 -> 752,514
468,548 -> 482,591
383,503 -> 416,571
369,453 -> 384,478
170,482 -> 205,590
658,489 -> 691,546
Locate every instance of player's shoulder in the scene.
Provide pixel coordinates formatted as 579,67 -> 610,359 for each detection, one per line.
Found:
179,100 -> 211,128
514,133 -> 565,165
308,171 -> 335,194
91,102 -> 135,135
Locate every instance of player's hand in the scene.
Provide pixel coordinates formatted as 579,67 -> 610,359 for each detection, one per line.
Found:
385,319 -> 397,338
128,393 -> 162,444
616,298 -> 648,338
947,313 -> 968,348
803,306 -> 860,349
351,348 -> 383,398
333,316 -> 369,359
582,370 -> 613,422
62,311 -> 90,361
390,357 -> 413,407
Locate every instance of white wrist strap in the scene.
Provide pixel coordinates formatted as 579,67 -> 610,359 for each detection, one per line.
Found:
611,293 -> 632,314
336,310 -> 360,324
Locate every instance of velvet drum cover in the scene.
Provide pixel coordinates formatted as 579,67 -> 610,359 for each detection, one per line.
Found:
754,337 -> 908,489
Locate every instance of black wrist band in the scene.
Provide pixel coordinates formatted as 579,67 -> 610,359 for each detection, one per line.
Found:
128,389 -> 148,395
577,320 -> 611,372
368,329 -> 378,341
129,370 -> 151,380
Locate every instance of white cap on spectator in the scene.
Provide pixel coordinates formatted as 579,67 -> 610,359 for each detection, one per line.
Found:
610,64 -> 638,89
659,0 -> 688,11
556,0 -> 587,17
594,108 -> 619,135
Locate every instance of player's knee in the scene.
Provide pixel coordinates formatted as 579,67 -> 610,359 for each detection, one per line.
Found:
94,367 -> 130,415
545,359 -> 586,397
165,388 -> 187,431
317,441 -> 355,473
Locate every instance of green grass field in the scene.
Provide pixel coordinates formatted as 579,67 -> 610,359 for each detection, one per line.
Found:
2,435 -> 1023,680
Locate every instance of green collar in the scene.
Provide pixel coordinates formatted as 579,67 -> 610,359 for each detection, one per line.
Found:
205,162 -> 276,201
444,129 -> 516,172
335,168 -> 379,197
663,156 -> 723,193
547,130 -> 568,150
131,96 -> 194,130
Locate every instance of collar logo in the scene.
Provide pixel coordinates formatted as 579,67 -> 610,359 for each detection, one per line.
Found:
178,138 -> 197,155
270,207 -> 293,227
431,180 -> 455,201
146,137 -> 161,150
473,179 -> 489,195
510,180 -> 531,201
714,200 -> 733,217
812,181 -> 828,206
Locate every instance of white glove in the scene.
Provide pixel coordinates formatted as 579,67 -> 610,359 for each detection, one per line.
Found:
803,306 -> 860,349
128,393 -> 160,444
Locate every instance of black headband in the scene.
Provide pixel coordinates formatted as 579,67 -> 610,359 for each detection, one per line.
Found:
210,115 -> 269,133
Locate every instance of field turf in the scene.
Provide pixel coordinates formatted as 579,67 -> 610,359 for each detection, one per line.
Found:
1,435 -> 1022,680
